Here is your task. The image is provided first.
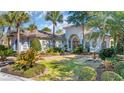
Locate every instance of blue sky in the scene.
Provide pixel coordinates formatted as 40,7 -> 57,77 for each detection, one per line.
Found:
24,11 -> 68,30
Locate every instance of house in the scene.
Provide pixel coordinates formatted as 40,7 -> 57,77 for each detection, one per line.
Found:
7,25 -> 111,52
63,25 -> 111,52
7,30 -> 65,52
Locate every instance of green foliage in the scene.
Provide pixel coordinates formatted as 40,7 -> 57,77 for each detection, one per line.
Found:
30,38 -> 41,51
14,48 -> 37,71
116,42 -> 124,55
0,45 -> 15,61
73,45 -> 83,54
78,66 -> 97,81
42,27 -> 51,32
46,47 -> 64,55
101,71 -> 123,81
67,11 -> 90,26
99,48 -> 116,60
23,64 -> 46,78
56,29 -> 63,34
28,23 -> 37,32
115,62 -> 124,78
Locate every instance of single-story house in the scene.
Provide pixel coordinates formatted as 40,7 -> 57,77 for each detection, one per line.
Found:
7,25 -> 111,52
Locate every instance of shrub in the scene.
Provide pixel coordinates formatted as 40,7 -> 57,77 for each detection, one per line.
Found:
120,69 -> 124,78
73,45 -> 83,54
101,71 -> 123,81
116,42 -> 124,55
115,62 -> 124,78
23,64 -> 46,78
30,38 -> 41,51
99,48 -> 116,60
14,48 -> 37,71
46,47 -> 64,55
103,60 -> 114,71
78,66 -> 97,81
0,45 -> 15,61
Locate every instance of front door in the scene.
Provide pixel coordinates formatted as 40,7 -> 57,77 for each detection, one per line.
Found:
72,37 -> 79,49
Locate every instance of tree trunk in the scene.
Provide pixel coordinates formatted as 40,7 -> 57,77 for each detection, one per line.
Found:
52,24 -> 56,48
7,26 -> 11,48
81,25 -> 85,49
17,25 -> 20,55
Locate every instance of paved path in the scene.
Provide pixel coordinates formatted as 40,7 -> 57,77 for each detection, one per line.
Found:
0,72 -> 33,81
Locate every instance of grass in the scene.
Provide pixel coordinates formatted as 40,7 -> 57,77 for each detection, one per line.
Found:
34,55 -> 101,81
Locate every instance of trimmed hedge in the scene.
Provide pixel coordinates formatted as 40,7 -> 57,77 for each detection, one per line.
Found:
101,71 -> 123,81
78,66 -> 97,81
30,39 -> 41,51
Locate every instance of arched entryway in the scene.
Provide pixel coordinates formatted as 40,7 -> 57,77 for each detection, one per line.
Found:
69,34 -> 80,51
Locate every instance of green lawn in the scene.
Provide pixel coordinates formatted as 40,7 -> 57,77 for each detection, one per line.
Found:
34,55 -> 102,81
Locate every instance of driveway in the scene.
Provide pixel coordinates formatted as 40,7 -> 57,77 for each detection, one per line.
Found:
0,72 -> 33,81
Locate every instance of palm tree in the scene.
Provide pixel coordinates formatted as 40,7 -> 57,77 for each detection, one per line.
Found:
28,23 -> 37,32
2,12 -> 15,47
0,15 -> 5,39
13,12 -> 30,54
87,12 -> 112,43
45,11 -> 63,47
67,11 -> 91,49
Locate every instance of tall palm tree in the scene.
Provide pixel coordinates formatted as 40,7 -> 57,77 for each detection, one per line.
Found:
0,15 -> 5,39
2,12 -> 15,47
28,23 -> 37,32
45,11 -> 63,47
13,12 -> 30,54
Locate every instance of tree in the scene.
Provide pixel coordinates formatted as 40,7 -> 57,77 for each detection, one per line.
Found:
28,23 -> 37,32
0,16 -> 5,39
86,11 -> 113,46
30,38 -> 41,51
13,12 -> 30,54
2,12 -> 15,47
106,12 -> 124,48
42,27 -> 51,32
67,11 -> 91,49
45,11 -> 63,47
56,29 -> 63,34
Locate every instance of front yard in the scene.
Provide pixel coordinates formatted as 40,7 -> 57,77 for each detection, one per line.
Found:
1,54 -> 102,81
34,54 -> 102,81
1,47 -> 124,81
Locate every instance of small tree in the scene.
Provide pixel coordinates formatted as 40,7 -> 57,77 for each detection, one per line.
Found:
30,38 -> 41,51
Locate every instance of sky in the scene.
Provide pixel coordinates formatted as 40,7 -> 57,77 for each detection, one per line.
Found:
23,11 -> 68,30
0,11 -> 69,33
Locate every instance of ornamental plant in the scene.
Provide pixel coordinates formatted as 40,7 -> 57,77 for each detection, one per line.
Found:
14,48 -> 37,71
101,71 -> 123,81
78,66 -> 97,81
0,45 -> 15,61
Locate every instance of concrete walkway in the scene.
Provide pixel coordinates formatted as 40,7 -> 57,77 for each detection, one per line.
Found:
0,72 -> 33,81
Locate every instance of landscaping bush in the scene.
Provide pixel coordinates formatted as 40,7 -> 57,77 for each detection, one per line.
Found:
23,64 -> 46,78
99,48 -> 116,60
116,42 -> 124,55
30,38 -> 41,51
78,66 -> 97,81
115,62 -> 124,78
101,71 -> 123,81
14,48 -> 37,71
46,47 -> 64,55
0,45 -> 15,61
73,45 -> 83,54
